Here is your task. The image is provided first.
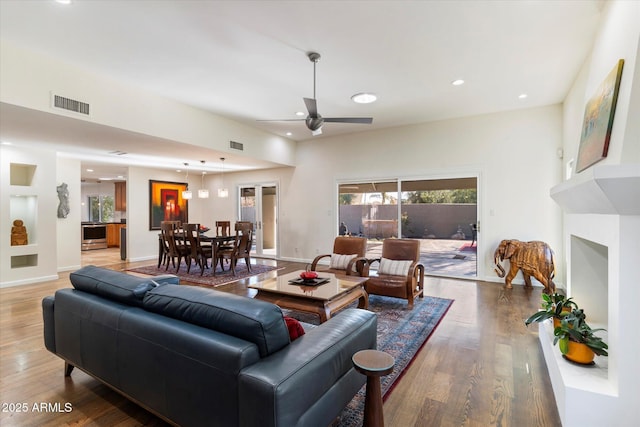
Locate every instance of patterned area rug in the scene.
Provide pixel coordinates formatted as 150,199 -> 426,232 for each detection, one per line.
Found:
285,294 -> 453,427
127,262 -> 278,287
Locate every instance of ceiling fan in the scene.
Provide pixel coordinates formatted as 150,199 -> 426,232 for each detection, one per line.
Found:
259,52 -> 373,136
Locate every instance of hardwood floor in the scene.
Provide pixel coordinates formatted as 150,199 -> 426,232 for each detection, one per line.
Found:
0,249 -> 561,426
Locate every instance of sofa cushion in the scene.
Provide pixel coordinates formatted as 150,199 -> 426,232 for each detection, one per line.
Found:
70,265 -> 178,307
143,285 -> 290,357
378,257 -> 412,276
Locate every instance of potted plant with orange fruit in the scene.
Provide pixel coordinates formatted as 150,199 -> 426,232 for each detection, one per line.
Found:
553,308 -> 608,365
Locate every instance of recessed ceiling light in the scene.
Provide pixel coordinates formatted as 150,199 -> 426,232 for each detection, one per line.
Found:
351,93 -> 377,104
86,169 -> 94,172
55,0 -> 72,4
1,141 -> 12,145
295,111 -> 305,116
451,79 -> 465,86
286,132 -> 292,136
519,93 -> 528,99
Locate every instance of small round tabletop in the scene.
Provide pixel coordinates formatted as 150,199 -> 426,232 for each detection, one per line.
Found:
352,349 -> 395,376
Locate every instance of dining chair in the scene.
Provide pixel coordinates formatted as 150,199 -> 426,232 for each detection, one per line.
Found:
365,238 -> 425,309
215,221 -> 231,237
217,223 -> 254,276
159,221 -> 181,269
161,222 -> 190,272
184,223 -> 213,275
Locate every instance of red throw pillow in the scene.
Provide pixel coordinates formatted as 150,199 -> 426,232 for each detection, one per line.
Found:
284,316 -> 305,341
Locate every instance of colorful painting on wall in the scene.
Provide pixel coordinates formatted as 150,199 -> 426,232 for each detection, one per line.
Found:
149,180 -> 188,230
575,59 -> 624,173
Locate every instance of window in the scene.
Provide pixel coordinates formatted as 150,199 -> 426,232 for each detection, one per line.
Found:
88,195 -> 114,222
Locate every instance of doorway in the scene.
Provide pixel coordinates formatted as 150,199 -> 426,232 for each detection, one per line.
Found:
239,183 -> 278,258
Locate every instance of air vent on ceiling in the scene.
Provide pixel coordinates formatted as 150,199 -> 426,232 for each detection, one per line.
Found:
230,140 -> 244,151
51,93 -> 90,115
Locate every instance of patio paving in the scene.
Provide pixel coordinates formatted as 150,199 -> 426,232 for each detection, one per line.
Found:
365,238 -> 477,277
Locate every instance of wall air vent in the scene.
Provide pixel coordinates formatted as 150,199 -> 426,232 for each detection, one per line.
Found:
230,140 -> 244,151
51,93 -> 90,115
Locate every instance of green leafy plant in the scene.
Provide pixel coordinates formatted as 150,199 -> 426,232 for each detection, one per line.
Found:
553,308 -> 608,357
524,292 -> 577,326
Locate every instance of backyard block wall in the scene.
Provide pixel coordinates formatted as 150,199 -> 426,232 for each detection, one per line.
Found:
339,204 -> 477,239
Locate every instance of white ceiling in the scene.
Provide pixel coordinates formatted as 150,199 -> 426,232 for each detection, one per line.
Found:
0,0 -> 604,179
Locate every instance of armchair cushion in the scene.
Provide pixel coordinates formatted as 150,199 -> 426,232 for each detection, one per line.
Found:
378,257 -> 413,276
330,253 -> 357,271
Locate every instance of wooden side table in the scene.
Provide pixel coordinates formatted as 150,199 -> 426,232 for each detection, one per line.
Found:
352,349 -> 395,427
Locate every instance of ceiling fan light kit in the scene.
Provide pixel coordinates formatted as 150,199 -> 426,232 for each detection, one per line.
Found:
351,92 -> 377,104
258,52 -> 373,136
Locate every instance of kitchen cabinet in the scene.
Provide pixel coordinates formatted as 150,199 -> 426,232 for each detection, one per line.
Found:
106,223 -> 126,247
115,181 -> 126,211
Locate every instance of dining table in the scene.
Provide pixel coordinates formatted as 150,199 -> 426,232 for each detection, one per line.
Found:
158,231 -> 236,276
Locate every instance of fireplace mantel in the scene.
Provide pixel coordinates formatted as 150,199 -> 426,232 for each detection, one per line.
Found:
550,164 -> 640,215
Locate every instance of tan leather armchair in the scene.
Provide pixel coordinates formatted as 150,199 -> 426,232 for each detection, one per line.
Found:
366,238 -> 424,309
311,236 -> 369,276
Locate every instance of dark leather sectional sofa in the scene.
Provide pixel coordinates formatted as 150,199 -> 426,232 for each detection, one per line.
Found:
42,265 -> 377,427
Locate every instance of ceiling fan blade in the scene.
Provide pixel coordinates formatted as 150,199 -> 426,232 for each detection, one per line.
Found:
303,97 -> 318,117
256,119 -> 306,122
323,117 -> 373,124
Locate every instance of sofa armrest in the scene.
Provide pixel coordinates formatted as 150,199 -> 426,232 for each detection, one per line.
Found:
42,296 -> 56,353
151,274 -> 180,285
238,309 -> 376,427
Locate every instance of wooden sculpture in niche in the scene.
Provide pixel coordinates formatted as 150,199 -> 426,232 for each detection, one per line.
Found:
493,239 -> 556,294
11,219 -> 28,246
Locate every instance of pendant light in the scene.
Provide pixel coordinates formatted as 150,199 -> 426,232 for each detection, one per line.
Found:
218,157 -> 229,198
181,163 -> 192,200
198,160 -> 209,198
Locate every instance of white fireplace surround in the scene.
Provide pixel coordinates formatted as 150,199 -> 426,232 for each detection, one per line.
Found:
548,164 -> 640,426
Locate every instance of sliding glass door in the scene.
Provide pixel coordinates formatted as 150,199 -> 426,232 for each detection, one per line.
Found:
399,177 -> 477,277
338,176 -> 478,278
239,183 -> 278,258
338,180 -> 399,261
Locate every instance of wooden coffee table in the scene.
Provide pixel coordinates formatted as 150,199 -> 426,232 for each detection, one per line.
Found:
248,271 -> 369,323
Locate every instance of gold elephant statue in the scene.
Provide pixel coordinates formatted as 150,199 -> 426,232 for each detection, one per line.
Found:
493,239 -> 556,294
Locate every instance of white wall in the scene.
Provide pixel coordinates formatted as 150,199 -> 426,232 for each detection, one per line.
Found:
56,156 -> 81,272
